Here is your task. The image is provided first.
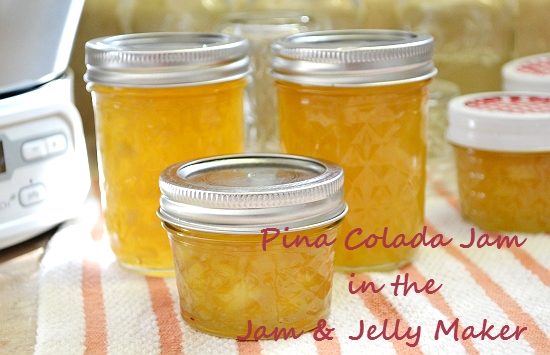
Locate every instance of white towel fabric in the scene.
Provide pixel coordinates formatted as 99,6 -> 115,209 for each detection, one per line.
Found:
34,176 -> 550,355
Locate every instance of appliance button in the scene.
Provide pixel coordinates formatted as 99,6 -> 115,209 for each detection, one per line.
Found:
22,139 -> 48,161
19,183 -> 46,206
45,133 -> 67,155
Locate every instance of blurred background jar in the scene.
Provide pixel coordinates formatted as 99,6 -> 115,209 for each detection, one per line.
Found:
235,0 -> 365,29
217,11 -> 322,153
427,79 -> 461,164
399,0 -> 518,94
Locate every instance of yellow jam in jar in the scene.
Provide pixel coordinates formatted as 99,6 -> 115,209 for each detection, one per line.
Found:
277,81 -> 429,270
271,30 -> 436,271
448,93 -> 550,233
158,154 -> 347,338
165,222 -> 340,338
91,81 -> 245,274
85,33 -> 249,276
454,146 -> 550,232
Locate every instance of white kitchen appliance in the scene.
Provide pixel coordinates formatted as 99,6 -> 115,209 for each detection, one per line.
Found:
0,0 -> 90,249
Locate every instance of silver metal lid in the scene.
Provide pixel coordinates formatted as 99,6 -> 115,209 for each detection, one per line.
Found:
271,30 -> 437,87
158,154 -> 347,234
84,32 -> 250,87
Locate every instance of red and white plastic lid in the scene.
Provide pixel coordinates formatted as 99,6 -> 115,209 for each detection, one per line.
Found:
447,92 -> 550,152
502,53 -> 550,93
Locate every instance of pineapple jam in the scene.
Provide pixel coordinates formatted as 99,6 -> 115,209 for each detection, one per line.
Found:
454,147 -> 550,232
85,33 -> 249,276
271,30 -> 437,271
165,222 -> 340,338
277,81 -> 429,270
157,154 -> 347,338
91,82 -> 245,275
448,93 -> 550,233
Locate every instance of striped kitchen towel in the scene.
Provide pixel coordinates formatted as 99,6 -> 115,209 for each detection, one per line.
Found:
34,174 -> 550,355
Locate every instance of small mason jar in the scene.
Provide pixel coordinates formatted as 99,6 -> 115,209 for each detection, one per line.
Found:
85,33 -> 249,276
272,30 -> 436,271
447,92 -> 550,233
158,154 -> 347,338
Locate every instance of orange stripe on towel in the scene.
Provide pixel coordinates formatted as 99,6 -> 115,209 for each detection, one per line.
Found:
350,273 -> 424,355
314,321 -> 342,355
146,277 -> 184,355
82,259 -> 108,355
401,264 -> 479,355
426,223 -> 550,354
482,230 -> 550,289
432,179 -> 550,290
237,340 -> 263,355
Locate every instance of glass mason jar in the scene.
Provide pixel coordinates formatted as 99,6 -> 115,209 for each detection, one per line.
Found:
217,11 -> 321,153
234,0 -> 365,29
447,92 -> 550,233
427,79 -> 461,163
272,30 -> 436,271
157,154 -> 347,338
84,33 -> 249,276
400,0 -> 517,95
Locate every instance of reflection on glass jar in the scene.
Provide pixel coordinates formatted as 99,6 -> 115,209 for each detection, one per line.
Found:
400,0 -> 517,94
85,33 -> 248,276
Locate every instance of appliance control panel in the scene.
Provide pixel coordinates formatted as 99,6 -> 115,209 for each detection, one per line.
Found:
0,74 -> 90,249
